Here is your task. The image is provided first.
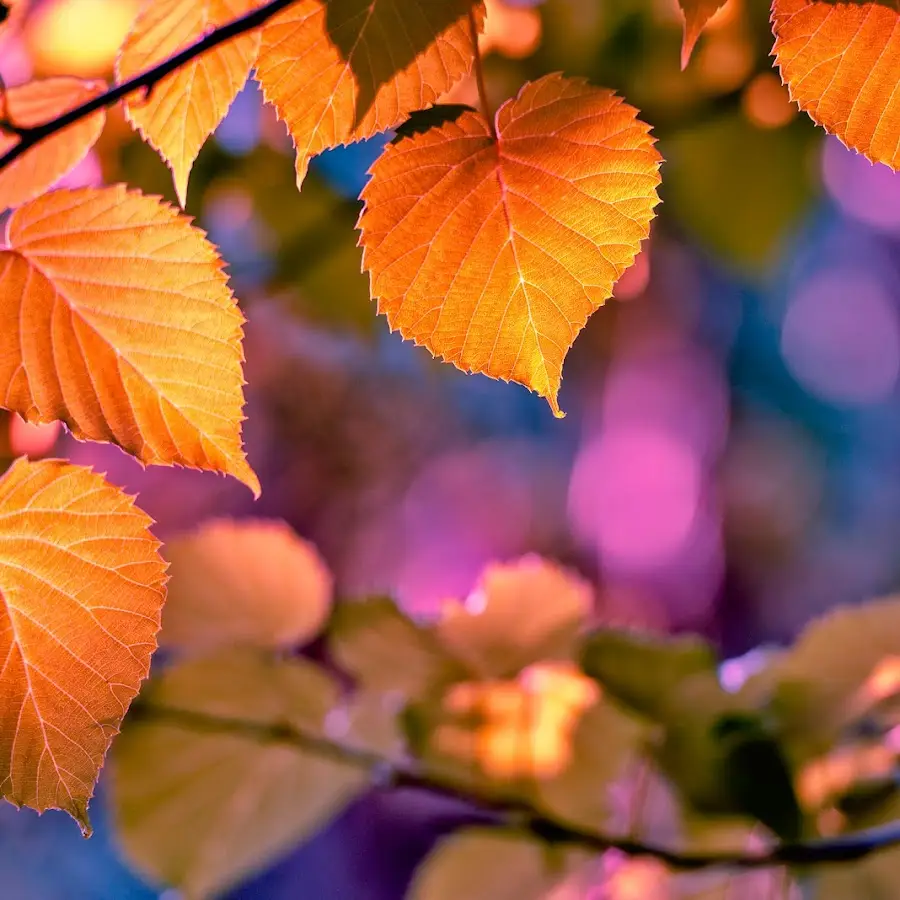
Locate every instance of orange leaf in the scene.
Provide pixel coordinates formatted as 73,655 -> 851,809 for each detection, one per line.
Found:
0,185 -> 260,495
0,77 -> 106,211
255,0 -> 484,189
0,457 -> 166,830
161,518 -> 333,654
678,0 -> 728,68
772,0 -> 900,170
117,0 -> 261,206
358,75 -> 662,417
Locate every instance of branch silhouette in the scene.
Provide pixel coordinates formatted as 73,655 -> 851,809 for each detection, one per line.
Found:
137,701 -> 900,873
0,0 -> 301,174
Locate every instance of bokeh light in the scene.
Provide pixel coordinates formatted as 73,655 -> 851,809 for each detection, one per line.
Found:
822,135 -> 900,234
781,270 -> 900,406
570,423 -> 702,570
26,0 -> 140,76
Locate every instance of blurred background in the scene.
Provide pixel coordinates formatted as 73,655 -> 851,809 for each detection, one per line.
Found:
2,0 -> 899,895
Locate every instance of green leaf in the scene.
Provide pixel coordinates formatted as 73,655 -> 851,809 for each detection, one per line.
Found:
715,714 -> 803,842
111,650 -> 371,900
436,556 -> 592,679
662,112 -> 817,271
408,829 -> 585,900
767,597 -> 900,763
537,702 -> 644,831
580,629 -> 717,721
330,597 -> 466,697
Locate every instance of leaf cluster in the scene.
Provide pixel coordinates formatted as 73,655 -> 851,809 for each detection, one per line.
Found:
0,3 -> 895,898
109,519 -> 900,899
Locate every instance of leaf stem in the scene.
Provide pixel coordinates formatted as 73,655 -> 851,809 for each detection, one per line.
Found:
0,0 -> 301,174
136,701 -> 900,873
469,9 -> 495,139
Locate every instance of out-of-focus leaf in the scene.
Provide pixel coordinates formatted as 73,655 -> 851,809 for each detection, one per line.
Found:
408,828 -> 583,900
772,0 -> 900,170
811,793 -> 900,899
662,112 -> 818,271
537,701 -> 644,831
654,673 -> 751,816
248,166 -> 374,334
715,714 -> 802,842
111,649 -> 371,900
0,458 -> 166,832
436,556 -> 592,680
580,629 -> 717,721
359,74 -> 662,416
329,597 -> 466,697
766,598 -> 900,763
161,518 -> 333,655
0,77 -> 106,210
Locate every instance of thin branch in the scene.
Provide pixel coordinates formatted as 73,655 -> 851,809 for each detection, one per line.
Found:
136,701 -> 900,873
468,9 -> 495,139
0,0 -> 301,174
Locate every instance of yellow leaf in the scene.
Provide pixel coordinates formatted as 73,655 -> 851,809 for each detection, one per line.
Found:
117,0 -> 261,206
0,457 -> 166,831
409,829 -> 585,900
772,0 -> 900,170
0,185 -> 259,496
0,77 -> 106,210
161,518 -> 332,654
358,75 -> 662,416
255,0 -> 484,188
112,649 -> 369,899
437,555 -> 592,679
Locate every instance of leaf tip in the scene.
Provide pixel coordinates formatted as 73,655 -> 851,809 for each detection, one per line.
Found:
70,801 -> 93,837
680,27 -> 700,70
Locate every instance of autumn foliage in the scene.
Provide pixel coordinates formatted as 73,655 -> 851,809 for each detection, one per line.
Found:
0,0 -> 899,897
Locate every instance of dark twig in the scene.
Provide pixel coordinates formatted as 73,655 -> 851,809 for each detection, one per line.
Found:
0,0 -> 301,172
137,701 -> 900,873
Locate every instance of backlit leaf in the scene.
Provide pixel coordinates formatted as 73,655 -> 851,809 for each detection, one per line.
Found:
678,0 -> 728,68
117,0 -> 261,206
0,185 -> 259,495
0,77 -> 106,210
772,0 -> 900,170
0,458 -> 166,831
161,518 -> 332,655
112,649 -> 369,899
358,74 -> 662,416
409,828 -> 584,900
255,0 -> 484,188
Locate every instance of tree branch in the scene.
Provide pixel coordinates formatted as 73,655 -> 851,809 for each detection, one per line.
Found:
0,0 -> 301,174
136,702 -> 900,873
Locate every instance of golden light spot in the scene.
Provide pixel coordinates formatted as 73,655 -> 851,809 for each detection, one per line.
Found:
742,73 -> 796,130
436,662 -> 599,780
26,0 -> 140,77
481,0 -> 542,60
